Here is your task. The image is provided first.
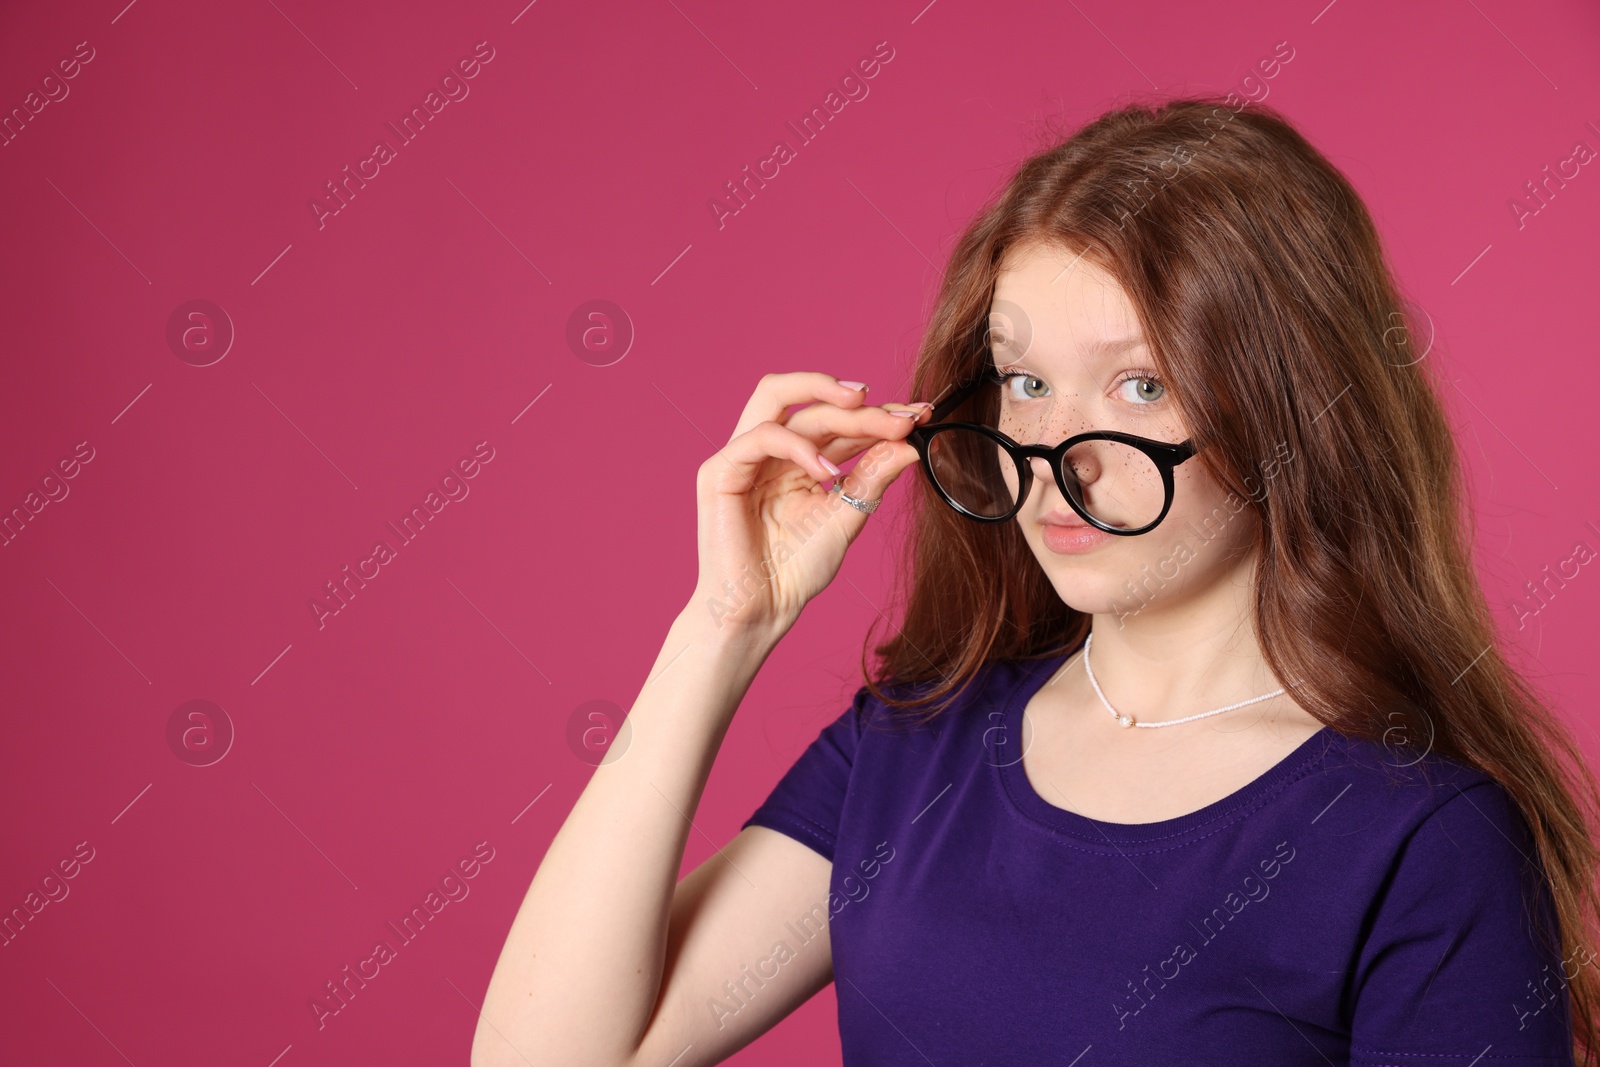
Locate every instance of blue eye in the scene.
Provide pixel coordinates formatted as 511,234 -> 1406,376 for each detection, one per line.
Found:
1115,370 -> 1167,404
998,371 -> 1049,400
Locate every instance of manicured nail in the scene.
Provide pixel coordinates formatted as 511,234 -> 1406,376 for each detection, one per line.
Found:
891,410 -> 918,418
908,402 -> 933,411
839,380 -> 867,391
820,456 -> 842,475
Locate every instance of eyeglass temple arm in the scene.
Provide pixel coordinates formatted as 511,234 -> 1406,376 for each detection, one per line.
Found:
924,372 -> 992,423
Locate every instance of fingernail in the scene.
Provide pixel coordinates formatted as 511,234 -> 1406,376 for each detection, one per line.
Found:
820,456 -> 842,475
839,380 -> 867,391
891,410 -> 917,418
908,402 -> 933,411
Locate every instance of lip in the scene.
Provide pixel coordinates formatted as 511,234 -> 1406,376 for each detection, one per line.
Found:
1037,509 -> 1111,554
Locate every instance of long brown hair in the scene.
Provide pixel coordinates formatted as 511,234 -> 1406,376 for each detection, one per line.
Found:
860,93 -> 1600,1062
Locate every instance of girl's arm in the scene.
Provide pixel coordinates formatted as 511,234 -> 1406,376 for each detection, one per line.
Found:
470,608 -> 836,1067
473,372 -> 929,1065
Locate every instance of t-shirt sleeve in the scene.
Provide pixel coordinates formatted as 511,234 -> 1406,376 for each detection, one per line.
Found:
739,686 -> 867,864
1348,779 -> 1575,1066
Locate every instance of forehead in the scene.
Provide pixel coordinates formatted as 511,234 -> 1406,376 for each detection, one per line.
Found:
990,242 -> 1144,360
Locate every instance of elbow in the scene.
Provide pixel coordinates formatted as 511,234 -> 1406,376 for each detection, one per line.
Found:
471,1025 -> 632,1067
468,1031 -> 501,1067
471,1038 -> 538,1067
470,1020 -> 531,1067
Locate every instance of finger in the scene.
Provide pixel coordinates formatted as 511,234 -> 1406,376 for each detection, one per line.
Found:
778,402 -> 932,482
784,399 -> 933,448
826,439 -> 925,524
729,372 -> 871,441
704,419 -> 843,495
842,438 -> 923,496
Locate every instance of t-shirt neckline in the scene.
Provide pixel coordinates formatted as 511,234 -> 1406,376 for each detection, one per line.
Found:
995,640 -> 1336,849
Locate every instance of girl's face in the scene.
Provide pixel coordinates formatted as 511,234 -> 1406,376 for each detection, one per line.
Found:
988,240 -> 1258,621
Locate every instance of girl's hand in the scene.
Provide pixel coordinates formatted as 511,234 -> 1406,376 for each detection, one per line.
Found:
689,372 -> 930,638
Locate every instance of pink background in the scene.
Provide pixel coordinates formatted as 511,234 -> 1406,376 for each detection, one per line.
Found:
2,0 -> 1598,1063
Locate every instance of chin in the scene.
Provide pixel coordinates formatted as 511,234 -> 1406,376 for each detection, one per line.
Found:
1029,543 -> 1144,616
1047,580 -> 1145,619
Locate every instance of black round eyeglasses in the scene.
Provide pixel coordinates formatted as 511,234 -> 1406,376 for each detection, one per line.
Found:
905,369 -> 1200,535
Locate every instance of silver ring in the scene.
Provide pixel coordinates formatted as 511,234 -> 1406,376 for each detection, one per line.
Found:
831,481 -> 881,514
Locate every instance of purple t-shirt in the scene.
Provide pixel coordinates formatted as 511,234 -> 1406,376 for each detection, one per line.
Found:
742,641 -> 1575,1065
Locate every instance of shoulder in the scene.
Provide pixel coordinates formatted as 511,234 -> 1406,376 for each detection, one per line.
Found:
1306,728 -> 1549,909
855,653 -> 1054,742
1334,739 -> 1567,1059
1317,726 -> 1516,826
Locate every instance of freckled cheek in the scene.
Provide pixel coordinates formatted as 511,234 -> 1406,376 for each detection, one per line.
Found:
1167,468 -> 1207,511
996,407 -> 1057,442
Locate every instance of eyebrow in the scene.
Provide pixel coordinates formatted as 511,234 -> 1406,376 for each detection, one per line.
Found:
991,335 -> 1148,359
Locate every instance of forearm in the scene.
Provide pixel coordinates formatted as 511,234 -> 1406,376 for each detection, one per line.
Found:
473,604 -> 786,1067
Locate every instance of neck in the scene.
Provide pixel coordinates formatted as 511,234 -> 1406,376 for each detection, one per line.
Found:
1062,554 -> 1287,719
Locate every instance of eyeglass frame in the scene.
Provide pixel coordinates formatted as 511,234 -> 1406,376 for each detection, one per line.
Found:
904,367 -> 1201,535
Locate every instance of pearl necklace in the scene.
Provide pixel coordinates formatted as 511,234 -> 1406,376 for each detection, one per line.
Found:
1080,632 -> 1287,728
